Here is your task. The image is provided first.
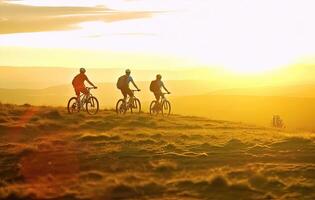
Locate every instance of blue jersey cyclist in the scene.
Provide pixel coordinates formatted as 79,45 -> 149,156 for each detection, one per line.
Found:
117,69 -> 140,102
150,74 -> 170,102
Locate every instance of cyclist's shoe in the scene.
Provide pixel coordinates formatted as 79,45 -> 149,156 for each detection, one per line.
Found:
137,89 -> 141,91
94,86 -> 98,89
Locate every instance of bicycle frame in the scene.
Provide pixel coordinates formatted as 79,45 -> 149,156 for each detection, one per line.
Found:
124,90 -> 139,108
79,87 -> 95,108
158,93 -> 169,105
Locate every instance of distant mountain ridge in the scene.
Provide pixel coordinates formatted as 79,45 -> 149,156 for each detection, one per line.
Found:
0,80 -> 219,107
210,84 -> 315,98
0,66 -> 219,89
3,64 -> 315,89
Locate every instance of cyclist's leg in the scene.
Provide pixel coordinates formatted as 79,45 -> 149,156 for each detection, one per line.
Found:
82,87 -> 89,95
154,92 -> 160,102
74,87 -> 81,105
153,91 -> 161,109
121,88 -> 128,103
126,88 -> 134,106
82,88 -> 89,99
157,91 -> 163,108
127,88 -> 134,100
81,87 -> 90,104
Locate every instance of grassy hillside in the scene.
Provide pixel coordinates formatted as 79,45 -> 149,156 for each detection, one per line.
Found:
0,104 -> 315,199
171,95 -> 315,130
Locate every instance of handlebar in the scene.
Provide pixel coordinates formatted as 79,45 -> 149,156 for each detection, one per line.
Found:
86,87 -> 97,90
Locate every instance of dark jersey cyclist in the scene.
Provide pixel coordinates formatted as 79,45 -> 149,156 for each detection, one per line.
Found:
117,69 -> 140,102
150,74 -> 170,101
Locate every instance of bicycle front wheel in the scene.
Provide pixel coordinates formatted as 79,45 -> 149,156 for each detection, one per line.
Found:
86,96 -> 99,115
161,100 -> 171,116
116,99 -> 126,114
149,100 -> 159,115
67,97 -> 80,114
130,98 -> 141,113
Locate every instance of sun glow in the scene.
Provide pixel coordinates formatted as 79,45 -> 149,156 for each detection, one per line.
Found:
1,0 -> 315,74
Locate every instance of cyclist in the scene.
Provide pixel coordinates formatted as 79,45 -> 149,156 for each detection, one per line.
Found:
72,67 -> 97,106
150,74 -> 170,102
116,69 -> 140,103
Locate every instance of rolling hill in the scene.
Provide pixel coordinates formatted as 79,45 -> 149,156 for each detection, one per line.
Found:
2,82 -> 315,130
0,80 -> 220,107
210,84 -> 315,98
0,104 -> 315,199
3,64 -> 315,90
0,66 -> 223,89
2,65 -> 315,130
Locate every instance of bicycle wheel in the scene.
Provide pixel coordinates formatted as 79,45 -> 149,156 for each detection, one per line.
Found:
130,98 -> 141,113
149,100 -> 159,115
86,96 -> 99,115
161,100 -> 171,116
67,97 -> 80,114
116,99 -> 126,114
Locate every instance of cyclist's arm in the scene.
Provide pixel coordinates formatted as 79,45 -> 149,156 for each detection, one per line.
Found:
162,85 -> 170,93
131,80 -> 139,90
161,82 -> 169,93
86,78 -> 96,88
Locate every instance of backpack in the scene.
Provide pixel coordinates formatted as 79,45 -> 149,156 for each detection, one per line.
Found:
117,75 -> 128,89
150,80 -> 159,92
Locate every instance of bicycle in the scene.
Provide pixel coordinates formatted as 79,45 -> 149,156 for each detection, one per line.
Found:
150,93 -> 171,116
116,90 -> 141,114
67,87 -> 99,115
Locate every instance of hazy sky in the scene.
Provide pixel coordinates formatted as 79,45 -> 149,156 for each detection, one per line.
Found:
1,0 -> 315,73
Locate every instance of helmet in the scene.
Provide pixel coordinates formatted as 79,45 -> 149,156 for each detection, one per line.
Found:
80,68 -> 86,73
125,69 -> 131,74
156,74 -> 162,79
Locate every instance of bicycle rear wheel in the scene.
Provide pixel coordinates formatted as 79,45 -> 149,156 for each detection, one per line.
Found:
161,100 -> 171,116
67,97 -> 80,114
116,99 -> 126,114
149,100 -> 159,115
86,96 -> 99,115
130,98 -> 141,113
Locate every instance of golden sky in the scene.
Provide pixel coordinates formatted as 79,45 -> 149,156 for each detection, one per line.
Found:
1,0 -> 315,74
